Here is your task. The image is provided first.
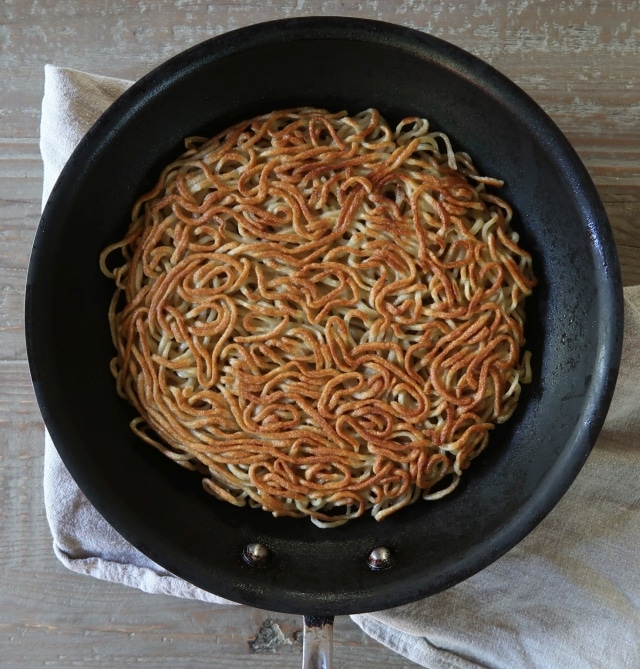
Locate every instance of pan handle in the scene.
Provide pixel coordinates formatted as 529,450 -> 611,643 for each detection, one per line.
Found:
302,615 -> 334,669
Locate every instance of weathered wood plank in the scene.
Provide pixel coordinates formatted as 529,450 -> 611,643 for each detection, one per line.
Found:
0,140 -> 43,205
0,269 -> 28,359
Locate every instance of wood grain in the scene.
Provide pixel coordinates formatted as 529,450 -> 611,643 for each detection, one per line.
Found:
1,1 -> 639,667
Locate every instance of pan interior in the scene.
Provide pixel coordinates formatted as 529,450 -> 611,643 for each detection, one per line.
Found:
26,18 -> 621,616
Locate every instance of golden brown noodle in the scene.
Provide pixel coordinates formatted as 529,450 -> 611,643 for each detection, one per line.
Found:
100,107 -> 536,527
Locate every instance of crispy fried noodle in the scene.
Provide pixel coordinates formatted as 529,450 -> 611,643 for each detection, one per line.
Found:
100,108 -> 536,527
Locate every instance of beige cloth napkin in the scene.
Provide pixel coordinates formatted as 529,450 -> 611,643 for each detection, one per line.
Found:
41,65 -> 640,669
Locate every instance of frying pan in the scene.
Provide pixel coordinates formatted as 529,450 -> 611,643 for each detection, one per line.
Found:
26,17 -> 622,667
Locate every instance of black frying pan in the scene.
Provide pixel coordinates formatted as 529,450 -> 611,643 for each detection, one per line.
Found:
26,16 -> 622,665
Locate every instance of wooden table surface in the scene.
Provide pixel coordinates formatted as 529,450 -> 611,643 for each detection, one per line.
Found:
1,1 -> 639,667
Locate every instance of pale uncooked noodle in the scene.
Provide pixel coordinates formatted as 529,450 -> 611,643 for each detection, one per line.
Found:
100,108 -> 536,527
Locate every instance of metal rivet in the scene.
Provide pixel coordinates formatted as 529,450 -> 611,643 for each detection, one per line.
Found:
243,542 -> 270,566
368,546 -> 394,570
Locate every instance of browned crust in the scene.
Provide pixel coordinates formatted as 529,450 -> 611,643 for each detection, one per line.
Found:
100,108 -> 536,527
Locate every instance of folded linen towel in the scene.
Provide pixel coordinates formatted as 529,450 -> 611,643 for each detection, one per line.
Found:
41,64 -> 640,669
